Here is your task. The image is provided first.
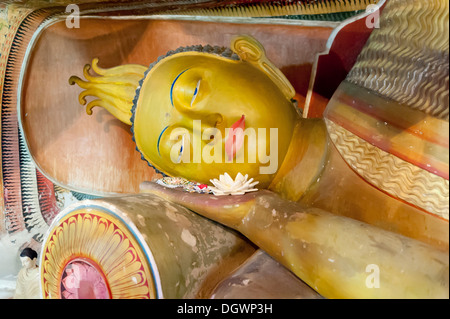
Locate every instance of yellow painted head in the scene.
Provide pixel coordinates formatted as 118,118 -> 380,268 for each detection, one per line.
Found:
70,35 -> 300,187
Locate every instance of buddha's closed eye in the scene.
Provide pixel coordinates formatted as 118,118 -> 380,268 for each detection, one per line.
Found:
170,68 -> 189,107
190,80 -> 201,107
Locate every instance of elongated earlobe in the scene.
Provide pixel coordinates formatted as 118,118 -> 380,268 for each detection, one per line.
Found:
230,35 -> 296,100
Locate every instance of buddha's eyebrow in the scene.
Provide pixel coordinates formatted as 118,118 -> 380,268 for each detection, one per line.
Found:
170,68 -> 189,107
157,125 -> 169,156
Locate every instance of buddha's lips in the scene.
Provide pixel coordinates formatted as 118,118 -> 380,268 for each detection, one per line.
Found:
225,115 -> 245,161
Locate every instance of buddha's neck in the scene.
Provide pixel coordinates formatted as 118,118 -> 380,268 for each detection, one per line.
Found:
269,118 -> 329,201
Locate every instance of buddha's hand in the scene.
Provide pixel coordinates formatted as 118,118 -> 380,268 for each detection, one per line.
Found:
140,180 -> 262,229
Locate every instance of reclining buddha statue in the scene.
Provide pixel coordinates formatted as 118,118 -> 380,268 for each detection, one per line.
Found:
68,0 -> 448,298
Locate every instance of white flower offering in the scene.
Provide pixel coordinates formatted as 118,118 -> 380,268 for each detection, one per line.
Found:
209,172 -> 259,196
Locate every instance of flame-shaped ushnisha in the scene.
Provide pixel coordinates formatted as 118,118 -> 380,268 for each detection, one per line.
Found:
69,58 -> 147,125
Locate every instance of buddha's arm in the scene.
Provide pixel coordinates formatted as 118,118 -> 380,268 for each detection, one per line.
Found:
141,182 -> 449,299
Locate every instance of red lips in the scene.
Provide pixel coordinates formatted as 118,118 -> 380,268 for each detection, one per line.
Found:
225,114 -> 245,161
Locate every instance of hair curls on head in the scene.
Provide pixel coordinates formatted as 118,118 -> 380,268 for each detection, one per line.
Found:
20,247 -> 38,260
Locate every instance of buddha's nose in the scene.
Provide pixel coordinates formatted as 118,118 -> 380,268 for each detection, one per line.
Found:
180,112 -> 224,133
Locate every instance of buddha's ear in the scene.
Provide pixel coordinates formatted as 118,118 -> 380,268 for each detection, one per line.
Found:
231,35 -> 296,100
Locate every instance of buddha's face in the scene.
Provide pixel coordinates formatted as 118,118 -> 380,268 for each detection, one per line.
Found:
133,49 -> 298,187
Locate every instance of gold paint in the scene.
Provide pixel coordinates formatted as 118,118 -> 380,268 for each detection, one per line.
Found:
70,35 -> 299,187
